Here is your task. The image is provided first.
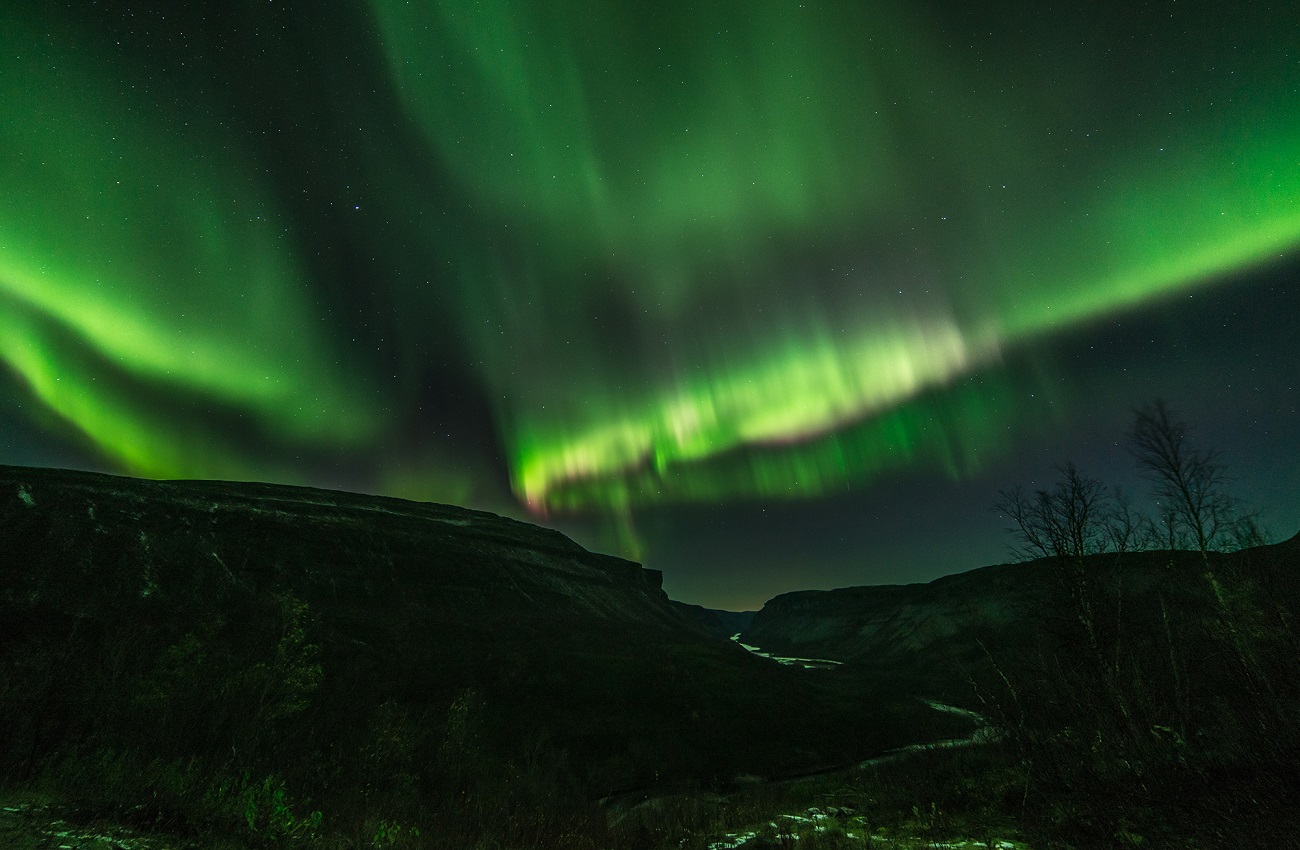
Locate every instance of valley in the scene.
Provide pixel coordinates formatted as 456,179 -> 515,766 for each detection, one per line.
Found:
3,464 -> 1297,848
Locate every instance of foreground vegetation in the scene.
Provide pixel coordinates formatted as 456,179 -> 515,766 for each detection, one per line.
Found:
0,632 -> 974,849
5,713 -> 1294,849
1,742 -> 1032,850
979,402 -> 1300,847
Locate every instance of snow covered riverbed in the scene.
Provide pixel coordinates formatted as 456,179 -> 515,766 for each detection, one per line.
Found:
730,633 -> 844,668
703,637 -> 1024,848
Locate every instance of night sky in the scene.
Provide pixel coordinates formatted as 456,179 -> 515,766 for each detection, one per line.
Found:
3,0 -> 1298,609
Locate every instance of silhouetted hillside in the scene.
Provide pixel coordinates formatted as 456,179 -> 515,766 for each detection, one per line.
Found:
743,534 -> 1300,702
0,465 -> 964,847
669,602 -> 756,639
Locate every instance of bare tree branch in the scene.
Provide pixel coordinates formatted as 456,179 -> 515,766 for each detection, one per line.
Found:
1130,400 -> 1253,554
995,463 -> 1111,563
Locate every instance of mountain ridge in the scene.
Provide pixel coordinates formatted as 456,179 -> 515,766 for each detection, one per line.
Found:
739,531 -> 1300,702
1,463 -> 960,819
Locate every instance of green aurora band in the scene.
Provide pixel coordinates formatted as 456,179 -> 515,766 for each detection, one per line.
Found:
2,1 -> 1298,531
371,0 -> 1300,515
1,13 -> 383,479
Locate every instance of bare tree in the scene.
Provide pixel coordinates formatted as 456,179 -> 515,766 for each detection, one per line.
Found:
996,465 -> 1111,654
1104,488 -> 1155,554
995,463 -> 1139,741
1129,400 -> 1256,555
1131,401 -> 1274,711
996,462 -> 1111,563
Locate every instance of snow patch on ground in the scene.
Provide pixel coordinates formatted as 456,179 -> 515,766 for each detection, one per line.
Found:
0,800 -> 182,849
705,807 -> 1026,849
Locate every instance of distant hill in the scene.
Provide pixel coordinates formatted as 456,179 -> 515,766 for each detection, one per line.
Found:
669,602 -> 756,639
741,533 -> 1300,704
0,464 -> 962,825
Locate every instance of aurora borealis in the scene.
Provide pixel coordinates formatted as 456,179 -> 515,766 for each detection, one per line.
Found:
4,0 -> 1299,607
